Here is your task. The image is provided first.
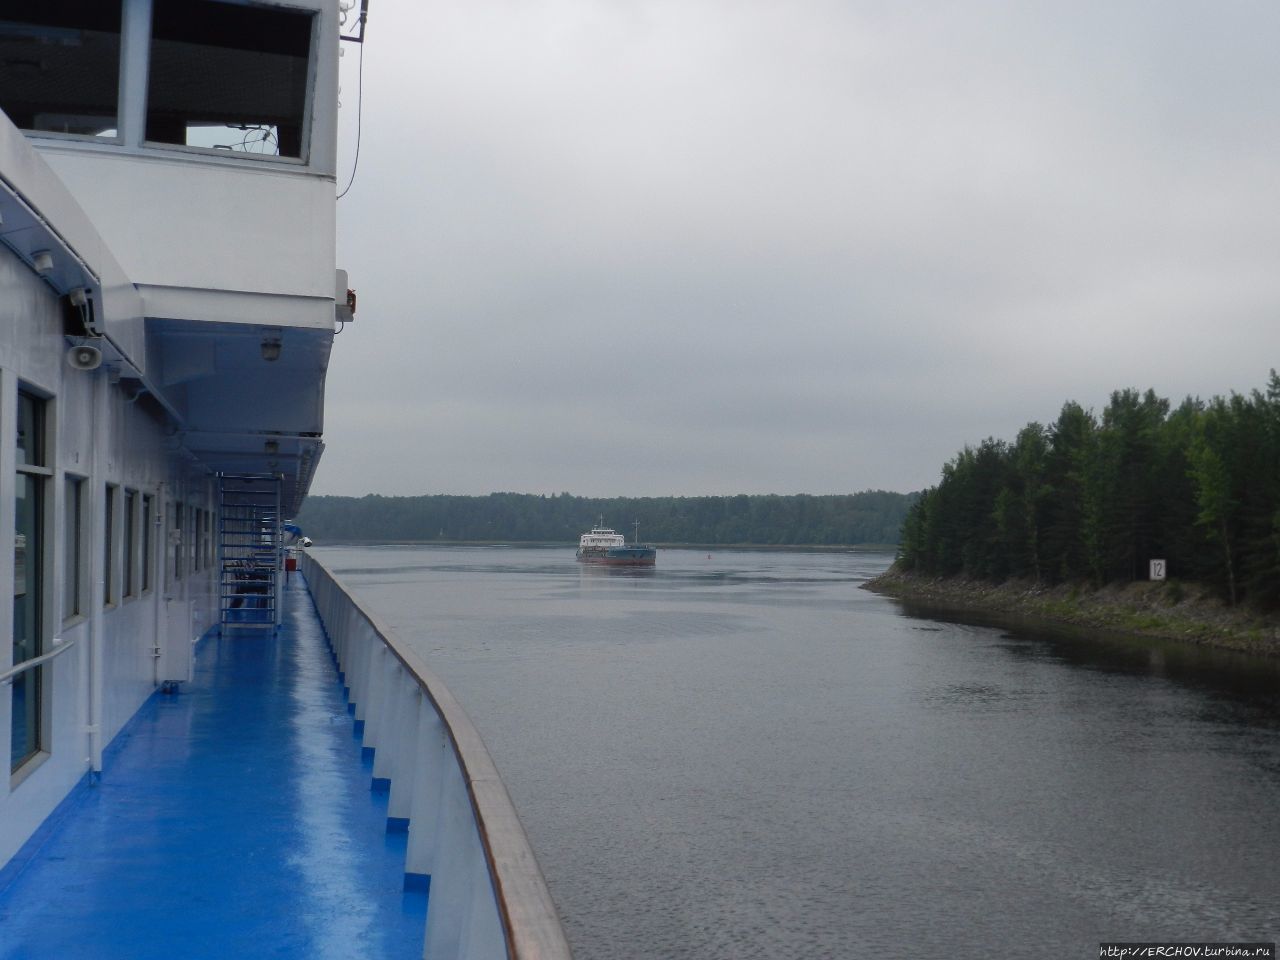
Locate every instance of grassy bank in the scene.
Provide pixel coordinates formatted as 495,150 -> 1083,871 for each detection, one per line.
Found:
864,566 -> 1280,658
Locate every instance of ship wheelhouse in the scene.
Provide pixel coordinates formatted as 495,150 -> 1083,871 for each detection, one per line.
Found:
0,0 -> 342,513
579,526 -> 627,550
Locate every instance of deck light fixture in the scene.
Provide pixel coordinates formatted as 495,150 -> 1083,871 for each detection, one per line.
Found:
32,250 -> 54,273
264,440 -> 279,455
261,337 -> 282,362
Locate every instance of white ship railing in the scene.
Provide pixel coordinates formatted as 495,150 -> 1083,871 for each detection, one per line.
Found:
299,553 -> 573,960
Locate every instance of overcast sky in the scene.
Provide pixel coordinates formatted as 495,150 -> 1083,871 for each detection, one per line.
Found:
315,0 -> 1280,498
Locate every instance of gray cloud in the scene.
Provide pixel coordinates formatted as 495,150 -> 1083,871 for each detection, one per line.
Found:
317,0 -> 1280,497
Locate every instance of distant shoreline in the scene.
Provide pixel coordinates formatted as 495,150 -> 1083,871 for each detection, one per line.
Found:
294,491 -> 915,547
864,567 -> 1280,658
310,540 -> 899,552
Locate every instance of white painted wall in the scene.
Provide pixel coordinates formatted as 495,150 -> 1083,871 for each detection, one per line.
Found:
0,0 -> 341,870
40,151 -> 337,308
28,0 -> 340,329
0,251 -> 219,868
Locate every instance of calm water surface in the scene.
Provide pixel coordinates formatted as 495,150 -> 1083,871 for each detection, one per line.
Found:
314,545 -> 1280,959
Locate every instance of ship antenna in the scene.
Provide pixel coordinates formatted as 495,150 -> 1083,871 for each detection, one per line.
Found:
634,519 -> 640,544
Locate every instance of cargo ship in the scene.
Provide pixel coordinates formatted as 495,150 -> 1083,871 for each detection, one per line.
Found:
576,522 -> 657,566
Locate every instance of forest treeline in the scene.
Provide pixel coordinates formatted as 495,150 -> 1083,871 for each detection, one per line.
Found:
898,372 -> 1280,608
296,490 -> 915,546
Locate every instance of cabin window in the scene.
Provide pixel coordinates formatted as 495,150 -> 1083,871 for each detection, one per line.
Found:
199,508 -> 210,572
146,0 -> 313,158
171,502 -> 183,583
0,1 -> 122,138
123,489 -> 137,598
63,476 -> 85,622
12,391 -> 49,773
186,505 -> 196,575
141,494 -> 154,593
192,506 -> 201,574
103,484 -> 117,606
191,508 -> 200,574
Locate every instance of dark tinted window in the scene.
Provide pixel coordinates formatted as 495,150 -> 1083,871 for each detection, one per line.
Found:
147,0 -> 312,158
12,391 -> 47,771
0,1 -> 120,137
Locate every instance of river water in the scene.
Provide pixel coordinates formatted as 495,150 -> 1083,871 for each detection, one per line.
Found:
312,545 -> 1280,959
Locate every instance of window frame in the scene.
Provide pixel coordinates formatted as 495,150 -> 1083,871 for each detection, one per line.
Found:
103,483 -> 118,608
141,493 -> 154,594
171,500 -> 183,584
122,488 -> 137,600
189,504 -> 198,575
0,1 -> 126,144
63,473 -> 88,625
141,0 -> 319,165
12,387 -> 54,778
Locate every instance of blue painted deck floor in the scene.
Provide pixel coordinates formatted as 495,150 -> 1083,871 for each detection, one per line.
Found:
0,575 -> 427,960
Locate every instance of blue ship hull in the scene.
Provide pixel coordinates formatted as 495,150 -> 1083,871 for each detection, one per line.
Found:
577,545 -> 657,566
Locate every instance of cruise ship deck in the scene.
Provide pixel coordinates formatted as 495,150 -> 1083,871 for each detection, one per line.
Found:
0,575 -> 428,960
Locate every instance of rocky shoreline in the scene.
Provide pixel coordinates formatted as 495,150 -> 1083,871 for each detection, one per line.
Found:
863,566 -> 1280,658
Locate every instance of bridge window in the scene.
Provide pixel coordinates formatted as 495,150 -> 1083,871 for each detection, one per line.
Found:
0,0 -> 122,138
146,0 -> 313,159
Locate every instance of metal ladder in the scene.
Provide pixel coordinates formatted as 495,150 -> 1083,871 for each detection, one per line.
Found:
218,474 -> 282,631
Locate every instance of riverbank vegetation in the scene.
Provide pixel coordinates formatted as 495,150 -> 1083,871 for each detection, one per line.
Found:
296,490 -> 915,546
868,567 -> 1280,656
897,372 -> 1280,611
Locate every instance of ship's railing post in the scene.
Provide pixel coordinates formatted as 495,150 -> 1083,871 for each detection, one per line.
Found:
363,644 -> 388,759
386,668 -> 418,825
406,695 -> 447,879
367,650 -> 396,785
336,602 -> 358,690
297,552 -> 573,960
350,620 -> 377,727
425,754 -> 478,958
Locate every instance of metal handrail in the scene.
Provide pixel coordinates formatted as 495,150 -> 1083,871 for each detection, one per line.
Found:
0,637 -> 76,686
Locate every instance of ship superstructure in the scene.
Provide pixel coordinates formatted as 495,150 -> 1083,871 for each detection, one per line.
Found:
0,0 -> 340,855
0,3 -> 569,957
